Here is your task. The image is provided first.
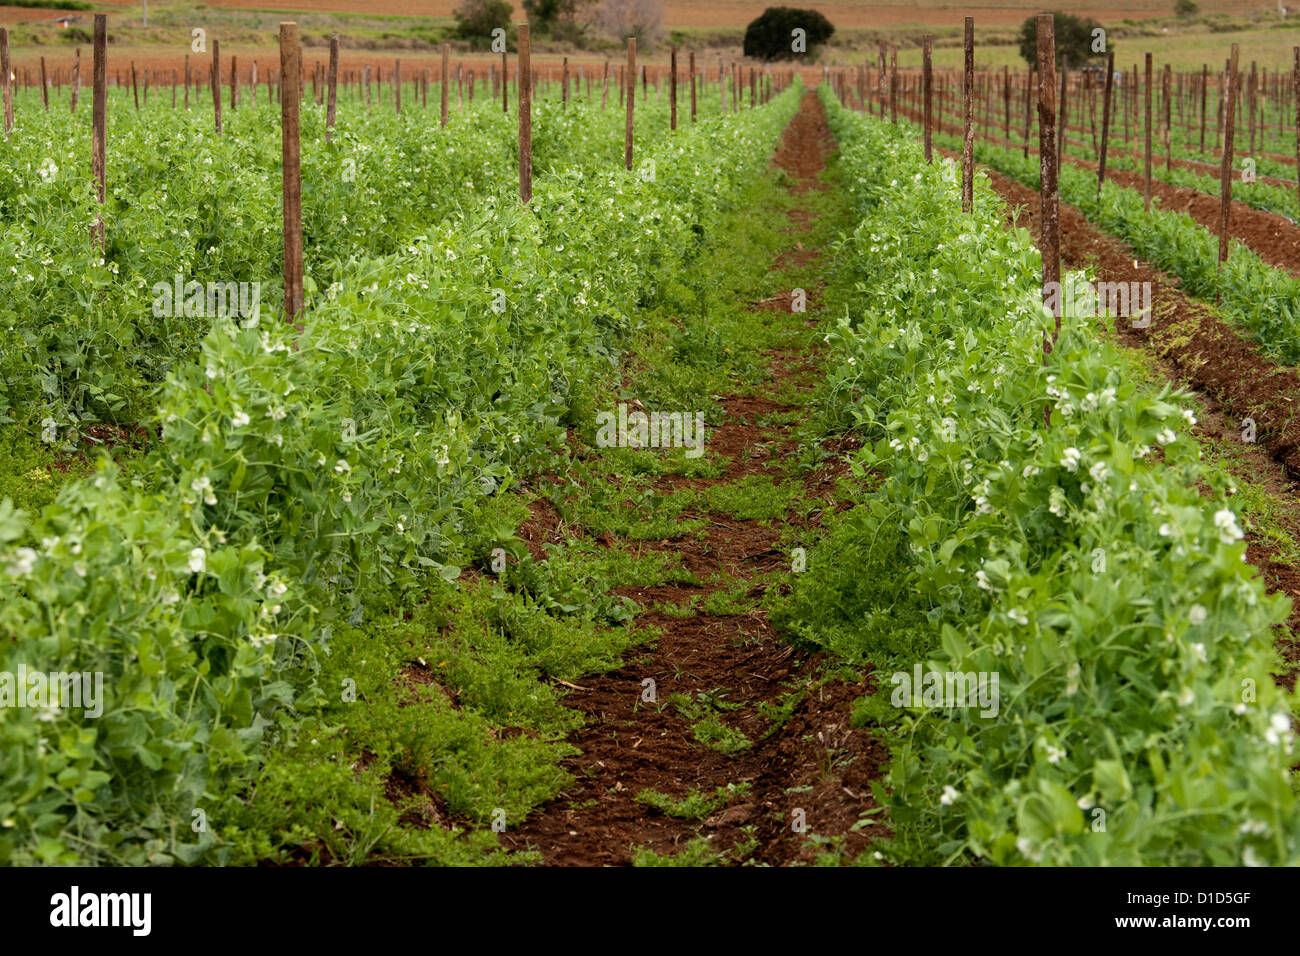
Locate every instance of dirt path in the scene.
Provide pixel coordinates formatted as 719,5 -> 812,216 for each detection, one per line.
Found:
503,92 -> 887,866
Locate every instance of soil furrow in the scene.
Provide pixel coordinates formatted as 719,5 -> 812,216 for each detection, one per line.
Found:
503,92 -> 887,866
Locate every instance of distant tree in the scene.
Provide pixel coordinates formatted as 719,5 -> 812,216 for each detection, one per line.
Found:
1174,0 -> 1199,16
522,0 -> 593,39
743,7 -> 834,61
1017,11 -> 1105,68
596,0 -> 665,49
453,0 -> 512,49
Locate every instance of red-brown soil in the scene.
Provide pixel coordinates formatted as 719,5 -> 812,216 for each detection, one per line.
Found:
502,92 -> 889,866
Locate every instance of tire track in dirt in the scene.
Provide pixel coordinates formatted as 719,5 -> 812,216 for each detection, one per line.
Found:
502,92 -> 887,866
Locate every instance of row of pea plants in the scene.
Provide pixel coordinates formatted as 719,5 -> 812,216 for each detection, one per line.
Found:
0,83 -> 804,865
1100,150 -> 1300,219
915,122 -> 1300,366
793,86 -> 1298,864
0,79 -> 717,427
916,94 -> 1300,235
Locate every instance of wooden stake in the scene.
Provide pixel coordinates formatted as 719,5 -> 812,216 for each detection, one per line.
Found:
889,44 -> 897,123
1023,64 -> 1032,159
1002,63 -> 1010,139
689,50 -> 696,123
625,36 -> 635,171
326,35 -> 339,141
212,41 -> 222,133
2,31 -> 17,135
1098,49 -> 1114,195
92,15 -> 107,250
1294,48 -> 1300,217
519,23 -> 532,203
1144,53 -> 1152,212
1218,44 -> 1239,269
670,47 -> 677,130
1036,14 -> 1060,356
962,19 -> 974,211
280,22 -> 304,324
923,35 -> 933,162
441,44 -> 449,126
1200,63 -> 1207,155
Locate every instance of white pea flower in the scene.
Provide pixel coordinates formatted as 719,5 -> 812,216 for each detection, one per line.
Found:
190,476 -> 216,506
940,785 -> 959,806
1188,604 -> 1207,626
1016,837 -> 1042,862
1048,487 -> 1068,517
1213,509 -> 1244,545
1065,661 -> 1080,696
188,548 -> 206,574
1060,447 -> 1081,472
6,547 -> 38,577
